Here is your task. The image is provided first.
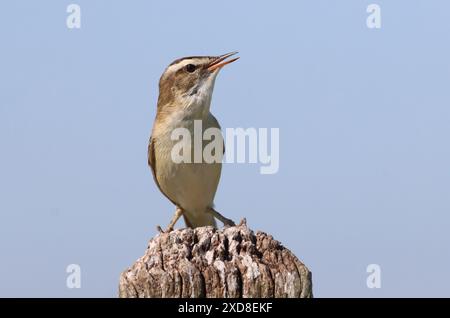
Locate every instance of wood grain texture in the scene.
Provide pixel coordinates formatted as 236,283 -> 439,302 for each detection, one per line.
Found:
119,221 -> 312,298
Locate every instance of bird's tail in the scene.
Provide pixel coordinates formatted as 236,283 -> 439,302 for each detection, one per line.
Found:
183,210 -> 217,228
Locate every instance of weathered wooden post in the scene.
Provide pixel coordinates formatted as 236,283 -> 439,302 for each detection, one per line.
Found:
119,220 -> 312,298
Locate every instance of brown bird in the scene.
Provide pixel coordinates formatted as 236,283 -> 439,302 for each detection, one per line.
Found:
148,52 -> 239,231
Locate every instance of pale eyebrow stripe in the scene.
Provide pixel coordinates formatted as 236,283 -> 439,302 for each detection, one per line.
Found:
164,55 -> 214,76
165,59 -> 197,75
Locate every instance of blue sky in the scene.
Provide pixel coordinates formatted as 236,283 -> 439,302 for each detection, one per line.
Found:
0,0 -> 449,297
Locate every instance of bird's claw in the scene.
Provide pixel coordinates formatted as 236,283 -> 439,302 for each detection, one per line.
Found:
223,219 -> 236,227
156,225 -> 174,234
165,226 -> 174,232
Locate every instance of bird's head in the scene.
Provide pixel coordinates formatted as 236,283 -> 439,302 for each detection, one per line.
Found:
157,52 -> 239,117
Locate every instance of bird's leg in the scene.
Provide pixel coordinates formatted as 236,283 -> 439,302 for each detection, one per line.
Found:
207,207 -> 235,227
165,207 -> 184,232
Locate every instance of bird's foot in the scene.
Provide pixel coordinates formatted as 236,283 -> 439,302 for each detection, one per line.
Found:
207,207 -> 236,227
156,225 -> 174,234
165,226 -> 174,232
157,207 -> 183,234
223,218 -> 236,227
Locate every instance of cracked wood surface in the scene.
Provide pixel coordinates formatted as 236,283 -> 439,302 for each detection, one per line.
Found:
119,221 -> 313,298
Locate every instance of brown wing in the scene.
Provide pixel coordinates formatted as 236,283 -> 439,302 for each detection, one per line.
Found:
147,135 -> 156,174
148,136 -> 178,206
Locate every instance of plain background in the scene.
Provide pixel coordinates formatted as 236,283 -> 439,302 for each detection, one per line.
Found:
1,0 -> 449,297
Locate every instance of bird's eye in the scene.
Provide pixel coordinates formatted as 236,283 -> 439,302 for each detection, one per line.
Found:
185,64 -> 196,73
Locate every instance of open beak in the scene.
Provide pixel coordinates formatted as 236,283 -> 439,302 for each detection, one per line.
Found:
207,51 -> 239,72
